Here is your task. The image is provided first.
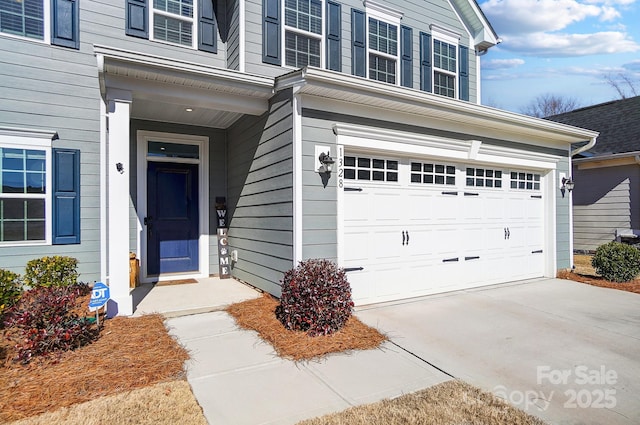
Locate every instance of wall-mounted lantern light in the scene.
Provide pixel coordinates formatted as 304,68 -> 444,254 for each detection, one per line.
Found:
318,152 -> 335,174
561,177 -> 574,197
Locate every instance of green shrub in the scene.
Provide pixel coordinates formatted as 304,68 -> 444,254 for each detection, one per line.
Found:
24,256 -> 79,288
3,283 -> 99,364
591,241 -> 640,283
0,269 -> 23,321
275,259 -> 354,337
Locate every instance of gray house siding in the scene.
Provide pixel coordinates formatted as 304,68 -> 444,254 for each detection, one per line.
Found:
83,0 -> 227,68
227,0 -> 241,70
555,158 -> 572,269
0,33 -> 101,281
572,164 -> 640,252
227,90 -> 294,295
244,0 -> 478,102
300,115 -> 338,261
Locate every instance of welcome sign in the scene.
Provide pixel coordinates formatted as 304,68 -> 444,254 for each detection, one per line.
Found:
216,197 -> 230,278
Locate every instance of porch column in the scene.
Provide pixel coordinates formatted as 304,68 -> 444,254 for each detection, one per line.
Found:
106,90 -> 133,316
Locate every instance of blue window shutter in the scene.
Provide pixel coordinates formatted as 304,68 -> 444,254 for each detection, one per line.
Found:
326,1 -> 341,71
126,0 -> 148,39
262,0 -> 280,65
199,0 -> 217,53
53,148 -> 80,245
459,45 -> 469,101
351,8 -> 366,77
401,25 -> 412,88
51,0 -> 79,49
420,32 -> 432,92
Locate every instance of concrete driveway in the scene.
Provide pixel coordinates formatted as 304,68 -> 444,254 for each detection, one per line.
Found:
356,278 -> 640,425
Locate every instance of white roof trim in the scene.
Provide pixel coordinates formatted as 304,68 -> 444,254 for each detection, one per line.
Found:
94,45 -> 274,98
363,0 -> 404,22
277,68 -> 599,146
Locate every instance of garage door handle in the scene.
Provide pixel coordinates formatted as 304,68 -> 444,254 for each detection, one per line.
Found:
344,267 -> 364,272
344,187 -> 363,192
402,230 -> 410,245
531,195 -> 542,199
443,257 -> 459,263
464,192 -> 479,196
532,250 -> 543,254
465,256 -> 480,261
441,191 -> 458,196
504,228 -> 511,240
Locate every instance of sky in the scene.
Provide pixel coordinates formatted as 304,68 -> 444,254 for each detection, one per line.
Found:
478,0 -> 640,113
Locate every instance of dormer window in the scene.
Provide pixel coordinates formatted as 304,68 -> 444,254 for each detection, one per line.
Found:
284,0 -> 323,68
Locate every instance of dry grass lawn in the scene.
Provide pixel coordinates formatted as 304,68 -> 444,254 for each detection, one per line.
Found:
297,380 -> 547,425
561,254 -> 640,295
8,380 -> 206,425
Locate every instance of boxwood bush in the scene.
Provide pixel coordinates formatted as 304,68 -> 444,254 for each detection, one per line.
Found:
276,259 -> 354,337
24,256 -> 79,288
0,269 -> 22,323
591,241 -> 640,283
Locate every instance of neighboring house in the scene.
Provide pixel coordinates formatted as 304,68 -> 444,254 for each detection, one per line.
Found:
0,0 -> 597,315
547,96 -> 640,252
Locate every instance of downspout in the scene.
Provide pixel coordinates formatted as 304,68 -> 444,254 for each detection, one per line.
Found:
571,136 -> 597,157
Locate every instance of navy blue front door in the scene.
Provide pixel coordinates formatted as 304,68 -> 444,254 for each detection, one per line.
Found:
147,162 -> 199,275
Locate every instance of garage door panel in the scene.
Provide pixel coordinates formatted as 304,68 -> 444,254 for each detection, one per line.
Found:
343,155 -> 547,306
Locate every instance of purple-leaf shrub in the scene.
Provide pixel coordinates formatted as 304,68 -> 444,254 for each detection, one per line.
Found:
276,259 -> 354,337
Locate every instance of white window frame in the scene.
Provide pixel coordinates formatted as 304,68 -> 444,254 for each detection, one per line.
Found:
365,1 -> 402,86
149,0 -> 198,49
0,0 -> 51,44
282,0 -> 325,69
430,25 -> 460,99
0,128 -> 54,247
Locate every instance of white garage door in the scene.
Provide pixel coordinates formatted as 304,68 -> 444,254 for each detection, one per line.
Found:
342,154 -> 546,305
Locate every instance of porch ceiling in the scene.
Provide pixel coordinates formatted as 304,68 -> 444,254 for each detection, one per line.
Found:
94,45 -> 275,129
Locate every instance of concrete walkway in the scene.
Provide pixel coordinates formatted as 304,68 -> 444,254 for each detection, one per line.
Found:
166,312 -> 450,425
357,278 -> 640,425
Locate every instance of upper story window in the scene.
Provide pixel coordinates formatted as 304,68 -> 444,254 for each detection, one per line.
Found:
433,39 -> 456,97
364,1 -> 402,85
0,0 -> 46,40
431,26 -> 460,99
126,0 -> 217,53
0,0 -> 79,49
284,0 -> 323,68
151,0 -> 195,47
368,17 -> 397,84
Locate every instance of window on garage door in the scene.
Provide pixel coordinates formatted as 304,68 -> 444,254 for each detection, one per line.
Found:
466,167 -> 502,188
510,171 -> 541,191
344,156 -> 398,182
410,162 -> 455,185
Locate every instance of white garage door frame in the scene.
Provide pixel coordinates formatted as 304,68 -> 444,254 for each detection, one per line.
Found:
333,123 -> 561,301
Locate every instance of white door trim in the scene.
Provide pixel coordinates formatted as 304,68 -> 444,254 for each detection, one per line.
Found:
136,130 -> 210,283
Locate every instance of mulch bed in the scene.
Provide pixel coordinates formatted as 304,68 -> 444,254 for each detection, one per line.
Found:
558,269 -> 640,295
0,312 -> 188,422
226,294 -> 387,361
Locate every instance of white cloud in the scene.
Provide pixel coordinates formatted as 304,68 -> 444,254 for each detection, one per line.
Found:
501,31 -> 640,56
599,5 -> 621,19
481,0 -> 602,33
622,60 -> 640,72
483,58 -> 526,69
